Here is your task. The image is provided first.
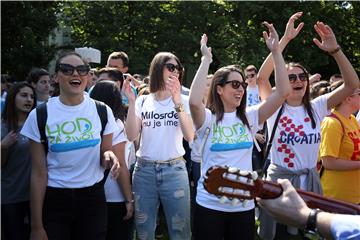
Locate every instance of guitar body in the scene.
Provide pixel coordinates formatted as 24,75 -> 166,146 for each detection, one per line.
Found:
204,166 -> 360,215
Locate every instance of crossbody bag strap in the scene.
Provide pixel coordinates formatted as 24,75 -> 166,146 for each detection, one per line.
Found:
199,114 -> 213,164
261,105 -> 284,176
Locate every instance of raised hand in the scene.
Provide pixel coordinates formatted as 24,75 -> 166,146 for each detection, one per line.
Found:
166,75 -> 181,105
121,77 -> 136,103
263,21 -> 280,52
313,22 -> 339,52
309,73 -> 322,84
200,34 -> 212,62
283,12 -> 304,42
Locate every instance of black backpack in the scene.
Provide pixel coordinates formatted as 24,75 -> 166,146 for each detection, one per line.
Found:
36,100 -> 109,183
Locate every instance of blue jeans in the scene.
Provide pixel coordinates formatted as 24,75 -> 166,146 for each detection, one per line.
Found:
133,158 -> 191,240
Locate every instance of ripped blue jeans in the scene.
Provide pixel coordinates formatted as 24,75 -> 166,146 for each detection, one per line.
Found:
133,157 -> 191,240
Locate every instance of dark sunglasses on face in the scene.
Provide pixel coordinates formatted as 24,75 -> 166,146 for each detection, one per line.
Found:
245,73 -> 256,79
164,63 -> 182,73
57,63 -> 90,76
288,73 -> 308,83
223,80 -> 248,89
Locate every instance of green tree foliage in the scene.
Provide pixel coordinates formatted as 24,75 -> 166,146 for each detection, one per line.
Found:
59,1 -> 359,85
1,1 -> 59,81
2,1 -> 359,85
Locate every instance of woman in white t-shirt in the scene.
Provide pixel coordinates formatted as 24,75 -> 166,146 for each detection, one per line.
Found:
21,51 -> 121,240
189,23 -> 291,239
90,80 -> 134,240
122,52 -> 194,239
257,13 -> 360,239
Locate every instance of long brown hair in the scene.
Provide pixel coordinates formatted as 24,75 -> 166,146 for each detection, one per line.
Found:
287,62 -> 316,129
2,82 -> 36,131
206,65 -> 250,129
148,52 -> 184,93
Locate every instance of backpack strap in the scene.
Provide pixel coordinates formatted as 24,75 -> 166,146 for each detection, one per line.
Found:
36,102 -> 48,154
94,100 -> 111,185
94,100 -> 108,137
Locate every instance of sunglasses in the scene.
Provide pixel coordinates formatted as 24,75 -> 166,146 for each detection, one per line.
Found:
164,63 -> 182,73
288,73 -> 308,83
223,80 -> 248,89
245,73 -> 256,79
57,63 -> 90,76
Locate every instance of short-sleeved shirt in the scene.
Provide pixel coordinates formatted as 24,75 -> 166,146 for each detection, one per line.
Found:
246,85 -> 261,107
21,95 -> 118,188
105,119 -> 128,202
196,106 -> 260,212
1,123 -> 31,204
267,94 -> 329,189
320,110 -> 360,204
135,94 -> 190,161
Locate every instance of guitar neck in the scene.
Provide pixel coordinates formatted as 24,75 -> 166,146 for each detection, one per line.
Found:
260,180 -> 360,215
297,189 -> 360,215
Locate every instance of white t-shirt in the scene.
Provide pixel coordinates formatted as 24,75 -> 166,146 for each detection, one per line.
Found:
21,95 -> 118,188
189,130 -> 207,163
246,85 -> 261,107
135,94 -> 190,161
196,106 -> 260,212
267,94 -> 329,189
105,119 -> 128,202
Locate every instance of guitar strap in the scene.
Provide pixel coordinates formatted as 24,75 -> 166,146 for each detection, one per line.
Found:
261,105 -> 284,177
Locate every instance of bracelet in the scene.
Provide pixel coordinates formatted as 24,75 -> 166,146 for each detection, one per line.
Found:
305,209 -> 321,234
125,199 -> 134,204
328,46 -> 341,55
174,103 -> 184,113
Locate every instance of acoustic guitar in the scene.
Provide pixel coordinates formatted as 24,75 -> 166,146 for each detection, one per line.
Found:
203,165 -> 360,215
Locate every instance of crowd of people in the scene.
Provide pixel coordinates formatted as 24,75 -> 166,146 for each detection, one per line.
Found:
1,12 -> 359,240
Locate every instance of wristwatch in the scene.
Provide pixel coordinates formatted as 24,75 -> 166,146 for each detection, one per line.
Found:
174,103 -> 184,113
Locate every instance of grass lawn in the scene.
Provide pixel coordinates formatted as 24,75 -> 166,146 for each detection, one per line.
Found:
154,216 -> 306,240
